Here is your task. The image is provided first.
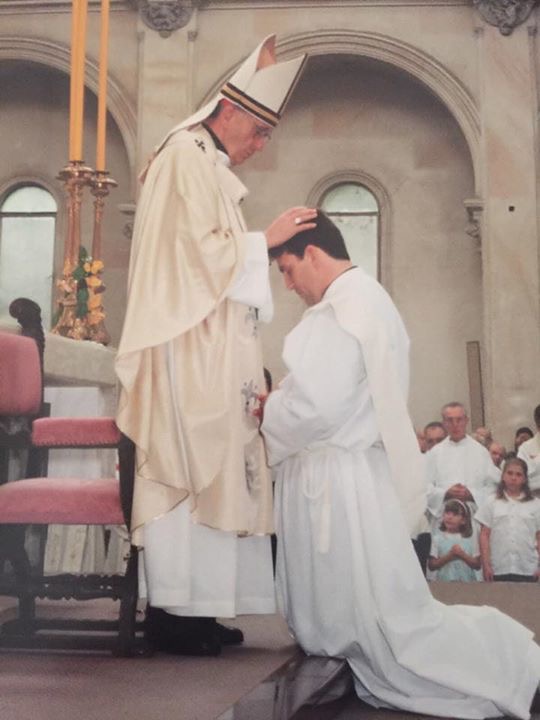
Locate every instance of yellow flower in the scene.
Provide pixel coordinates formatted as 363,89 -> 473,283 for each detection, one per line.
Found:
88,309 -> 105,325
83,262 -> 92,273
91,260 -> 104,273
86,276 -> 102,289
88,293 -> 102,310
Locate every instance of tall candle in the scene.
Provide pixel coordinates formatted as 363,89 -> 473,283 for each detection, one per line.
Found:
96,0 -> 111,172
68,0 -> 81,161
69,0 -> 88,162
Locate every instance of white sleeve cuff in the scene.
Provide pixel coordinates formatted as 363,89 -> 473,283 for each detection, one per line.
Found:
226,232 -> 273,321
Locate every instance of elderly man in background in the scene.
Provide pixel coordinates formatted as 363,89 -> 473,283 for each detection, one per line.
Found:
425,402 -> 499,526
488,441 -> 506,469
116,35 -> 313,655
518,404 -> 540,496
472,426 -> 493,447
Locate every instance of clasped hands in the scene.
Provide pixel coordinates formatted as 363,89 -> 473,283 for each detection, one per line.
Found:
444,484 -> 474,503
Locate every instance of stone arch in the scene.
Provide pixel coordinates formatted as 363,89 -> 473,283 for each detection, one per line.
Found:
200,30 -> 481,195
0,36 -> 137,172
0,173 -> 62,211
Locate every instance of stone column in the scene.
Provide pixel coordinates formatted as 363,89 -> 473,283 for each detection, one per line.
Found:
476,23 -> 540,443
134,2 -> 199,173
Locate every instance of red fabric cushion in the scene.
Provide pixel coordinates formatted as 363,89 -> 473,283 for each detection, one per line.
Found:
0,477 -> 125,525
32,417 -> 121,447
0,332 -> 41,415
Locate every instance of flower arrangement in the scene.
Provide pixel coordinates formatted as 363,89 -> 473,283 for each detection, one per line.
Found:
71,246 -> 106,326
52,246 -> 109,343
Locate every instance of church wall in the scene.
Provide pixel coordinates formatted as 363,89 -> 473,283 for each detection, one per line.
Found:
192,3 -> 480,110
1,0 -> 539,446
0,6 -> 139,103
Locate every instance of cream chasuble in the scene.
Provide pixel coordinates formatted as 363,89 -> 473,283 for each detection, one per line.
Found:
116,126 -> 272,545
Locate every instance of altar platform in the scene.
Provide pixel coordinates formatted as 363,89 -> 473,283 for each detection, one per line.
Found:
0,582 -> 538,720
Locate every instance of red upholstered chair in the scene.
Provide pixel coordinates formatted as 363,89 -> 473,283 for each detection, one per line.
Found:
0,320 -> 142,656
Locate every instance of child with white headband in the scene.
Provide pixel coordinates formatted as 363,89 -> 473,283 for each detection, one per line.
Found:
428,498 -> 480,581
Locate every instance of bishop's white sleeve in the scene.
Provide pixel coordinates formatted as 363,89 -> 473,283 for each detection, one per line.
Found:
425,451 -> 447,520
261,306 -> 366,467
226,231 -> 273,321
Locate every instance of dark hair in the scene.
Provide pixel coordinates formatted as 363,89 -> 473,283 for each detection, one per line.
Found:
496,457 -> 533,501
440,499 -> 473,538
515,426 -> 533,439
424,421 -> 445,432
268,211 -> 350,262
534,404 -> 540,428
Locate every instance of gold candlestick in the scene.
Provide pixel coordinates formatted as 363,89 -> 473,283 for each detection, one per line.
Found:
87,169 -> 117,345
52,160 -> 93,340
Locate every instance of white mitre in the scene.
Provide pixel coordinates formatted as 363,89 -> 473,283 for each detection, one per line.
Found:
146,35 -> 306,167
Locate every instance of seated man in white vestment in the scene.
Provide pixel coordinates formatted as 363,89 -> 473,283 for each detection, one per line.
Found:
115,35 -> 315,655
260,212 -> 540,718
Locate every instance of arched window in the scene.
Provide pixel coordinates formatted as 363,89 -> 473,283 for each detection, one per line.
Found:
321,182 -> 380,279
0,185 -> 57,328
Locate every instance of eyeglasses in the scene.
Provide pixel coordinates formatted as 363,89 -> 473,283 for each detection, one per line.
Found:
253,124 -> 273,140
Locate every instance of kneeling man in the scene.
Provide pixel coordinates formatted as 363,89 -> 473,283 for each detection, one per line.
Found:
260,212 -> 540,719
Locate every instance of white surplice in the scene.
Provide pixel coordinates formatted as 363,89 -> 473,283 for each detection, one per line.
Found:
426,435 -> 500,521
262,267 -> 540,719
518,433 -> 540,493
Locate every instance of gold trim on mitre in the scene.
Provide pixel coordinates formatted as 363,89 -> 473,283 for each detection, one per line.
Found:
221,82 -> 280,127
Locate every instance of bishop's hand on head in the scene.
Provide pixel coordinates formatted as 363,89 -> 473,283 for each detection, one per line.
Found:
265,206 -> 318,249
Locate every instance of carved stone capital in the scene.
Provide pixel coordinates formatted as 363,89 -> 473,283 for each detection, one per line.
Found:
464,198 -> 484,249
473,0 -> 537,36
131,0 -> 195,38
118,203 -> 135,240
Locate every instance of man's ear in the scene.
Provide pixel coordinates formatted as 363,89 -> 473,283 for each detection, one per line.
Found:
304,244 -> 321,266
220,100 -> 236,122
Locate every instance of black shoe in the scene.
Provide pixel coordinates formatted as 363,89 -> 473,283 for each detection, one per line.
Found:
151,632 -> 221,656
216,622 -> 244,646
145,608 -> 222,656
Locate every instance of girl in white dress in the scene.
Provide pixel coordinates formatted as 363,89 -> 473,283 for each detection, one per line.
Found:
477,458 -> 540,583
429,499 -> 480,581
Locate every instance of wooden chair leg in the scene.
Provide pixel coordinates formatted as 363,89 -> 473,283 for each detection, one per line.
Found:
115,545 -> 140,657
1,524 -> 36,632
0,448 -> 9,486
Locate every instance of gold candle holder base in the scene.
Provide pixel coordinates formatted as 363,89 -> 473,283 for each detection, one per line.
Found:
51,163 -> 117,345
87,170 -> 118,346
52,160 -> 93,340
